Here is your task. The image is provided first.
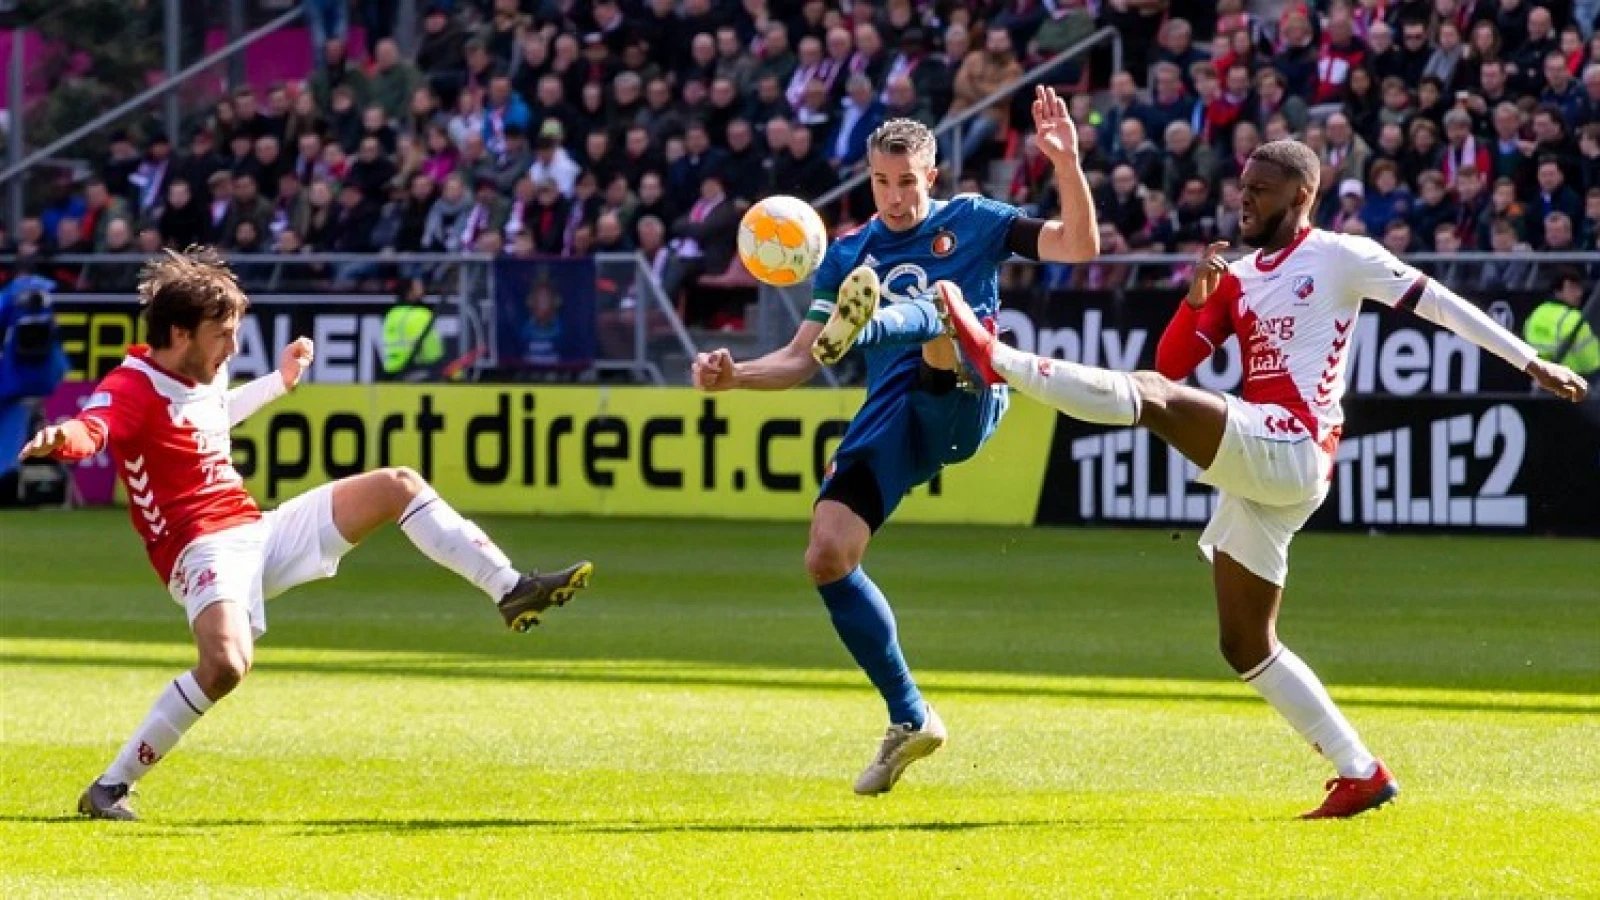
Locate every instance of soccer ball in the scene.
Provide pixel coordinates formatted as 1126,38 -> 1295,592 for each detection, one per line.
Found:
737,195 -> 828,287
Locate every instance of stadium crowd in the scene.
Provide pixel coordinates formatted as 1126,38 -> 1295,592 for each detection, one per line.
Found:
4,0 -> 1600,323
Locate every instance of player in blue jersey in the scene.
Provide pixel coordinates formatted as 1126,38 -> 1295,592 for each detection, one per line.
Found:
691,87 -> 1100,794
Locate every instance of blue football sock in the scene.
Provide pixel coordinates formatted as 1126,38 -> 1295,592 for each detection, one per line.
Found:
818,567 -> 926,727
854,297 -> 944,349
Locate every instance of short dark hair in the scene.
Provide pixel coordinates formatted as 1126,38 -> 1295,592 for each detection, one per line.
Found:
139,247 -> 250,349
1248,139 -> 1321,192
1554,266 -> 1585,290
867,118 -> 936,166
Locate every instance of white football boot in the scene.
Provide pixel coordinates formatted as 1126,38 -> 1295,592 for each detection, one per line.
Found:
811,265 -> 880,365
853,705 -> 947,795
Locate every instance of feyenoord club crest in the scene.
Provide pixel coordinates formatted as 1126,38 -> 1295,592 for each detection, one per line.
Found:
931,230 -> 957,257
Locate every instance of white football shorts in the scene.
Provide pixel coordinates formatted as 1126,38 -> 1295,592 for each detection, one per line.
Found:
1195,395 -> 1332,587
166,484 -> 353,638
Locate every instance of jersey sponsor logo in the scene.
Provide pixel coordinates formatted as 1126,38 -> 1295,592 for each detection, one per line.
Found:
931,230 -> 957,257
880,263 -> 931,305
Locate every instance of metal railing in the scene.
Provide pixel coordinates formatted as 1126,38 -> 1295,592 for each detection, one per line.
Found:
810,26 -> 1123,212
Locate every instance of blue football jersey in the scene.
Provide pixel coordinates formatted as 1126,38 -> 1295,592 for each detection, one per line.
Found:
807,195 -> 1023,386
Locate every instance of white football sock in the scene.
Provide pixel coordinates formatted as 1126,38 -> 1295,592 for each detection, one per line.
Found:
1244,646 -> 1378,779
991,344 -> 1141,426
100,672 -> 213,786
399,489 -> 521,600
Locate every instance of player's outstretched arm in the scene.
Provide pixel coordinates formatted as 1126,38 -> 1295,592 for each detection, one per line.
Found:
1367,253 -> 1590,402
1029,85 -> 1101,264
692,321 -> 824,392
227,337 -> 314,426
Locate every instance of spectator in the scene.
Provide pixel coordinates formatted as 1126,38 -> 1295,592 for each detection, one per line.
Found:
1099,71 -> 1147,155
464,39 -> 505,98
1487,102 -> 1531,186
1115,118 -> 1164,189
634,171 -> 673,226
611,72 -> 650,132
664,172 -> 741,322
1476,217 -> 1533,291
1323,112 -> 1372,188
300,179 -> 336,250
1422,21 -> 1465,92
1376,76 -> 1414,135
1428,221 -> 1468,283
1523,268 -> 1600,375
1213,119 -> 1261,182
1382,218 -> 1417,255
1311,9 -> 1366,107
1514,6 -> 1558,95
946,27 -> 1023,165
530,76 -> 579,149
746,73 -> 795,127
705,78 -> 746,145
480,0 -> 531,69
1440,108 -> 1489,186
1160,121 -> 1212,201
1396,19 -> 1433,87
1101,163 -> 1147,236
1525,158 -> 1584,247
78,179 -> 130,251
285,91 -> 324,152
1250,69 -> 1309,135
420,125 -> 458,184
416,5 -> 467,94
1543,50 -> 1584,125
158,179 -> 209,250
252,136 -> 288,199
1330,177 -> 1367,232
128,136 -> 173,219
309,37 -> 370,112
1403,118 -> 1445,183
716,25 -> 759,95
1409,170 -> 1457,248
1214,176 -> 1244,242
1271,11 -> 1319,99
271,170 -> 310,243
721,119 -> 765,202
1573,65 -> 1600,129
525,177 -> 569,254
593,212 -> 633,254
1144,62 -> 1196,141
223,173 -> 273,247
370,39 -> 423,124
348,136 -> 398,203
1362,159 -> 1413,234
668,122 -> 728,213
461,178 -> 510,252
828,75 -> 885,174
1152,18 -> 1209,92
134,226 -> 163,256
1453,165 -> 1491,248
89,219 -> 140,291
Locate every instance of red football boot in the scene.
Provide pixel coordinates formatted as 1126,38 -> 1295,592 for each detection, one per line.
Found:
931,281 -> 1003,388
1301,762 -> 1399,819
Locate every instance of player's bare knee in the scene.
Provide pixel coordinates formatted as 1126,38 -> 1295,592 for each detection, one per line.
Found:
197,643 -> 251,697
1218,631 -> 1271,674
382,466 -> 427,516
804,538 -> 856,585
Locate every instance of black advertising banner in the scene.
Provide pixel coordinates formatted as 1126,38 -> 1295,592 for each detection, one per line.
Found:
997,287 -> 1552,398
49,294 -> 464,384
1035,396 -> 1600,535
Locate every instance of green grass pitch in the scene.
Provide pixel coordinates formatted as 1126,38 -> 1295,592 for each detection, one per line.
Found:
2,512 -> 1597,898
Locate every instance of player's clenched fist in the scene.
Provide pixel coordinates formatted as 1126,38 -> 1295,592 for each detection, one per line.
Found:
1186,241 -> 1231,309
18,425 -> 69,460
278,337 -> 315,389
692,348 -> 737,391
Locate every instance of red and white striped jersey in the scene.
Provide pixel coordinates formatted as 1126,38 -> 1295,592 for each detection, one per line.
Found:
54,346 -> 279,581
1156,228 -> 1434,453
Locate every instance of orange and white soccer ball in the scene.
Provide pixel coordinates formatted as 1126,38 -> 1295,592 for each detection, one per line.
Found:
737,195 -> 828,286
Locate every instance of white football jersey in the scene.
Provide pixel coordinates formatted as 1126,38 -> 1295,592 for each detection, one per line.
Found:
1173,228 -> 1429,448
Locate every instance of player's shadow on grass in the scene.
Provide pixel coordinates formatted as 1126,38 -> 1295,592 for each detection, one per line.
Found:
4,650 -> 1594,716
5,815 -> 1230,835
